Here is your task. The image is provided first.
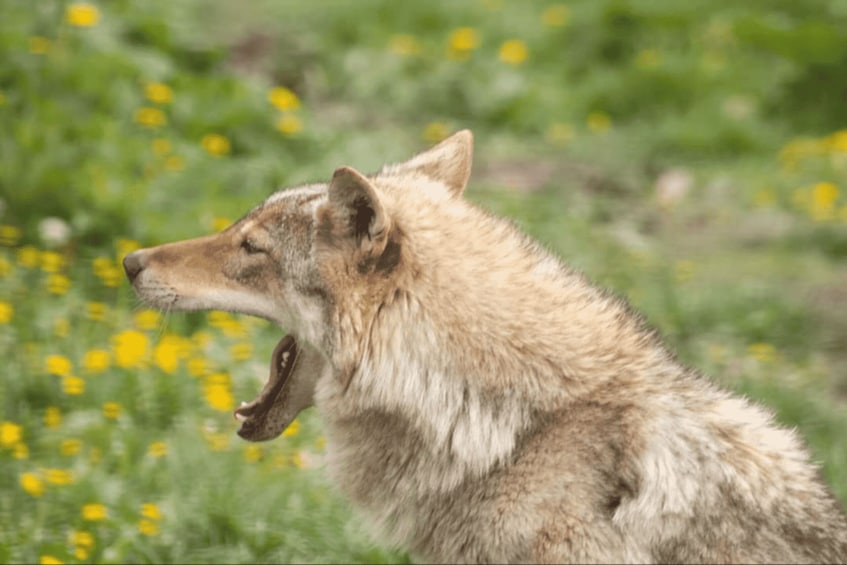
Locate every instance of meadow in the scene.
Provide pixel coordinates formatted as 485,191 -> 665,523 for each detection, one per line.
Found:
1,1 -> 846,563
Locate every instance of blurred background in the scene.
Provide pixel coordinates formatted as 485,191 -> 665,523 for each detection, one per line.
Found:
1,0 -> 846,562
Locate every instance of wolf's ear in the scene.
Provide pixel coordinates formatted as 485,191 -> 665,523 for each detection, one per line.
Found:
386,129 -> 474,197
327,166 -> 389,254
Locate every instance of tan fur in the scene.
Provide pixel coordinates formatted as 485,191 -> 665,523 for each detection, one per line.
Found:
125,131 -> 847,564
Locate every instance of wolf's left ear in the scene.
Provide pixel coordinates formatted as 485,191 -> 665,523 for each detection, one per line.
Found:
385,129 -> 474,197
327,166 -> 389,254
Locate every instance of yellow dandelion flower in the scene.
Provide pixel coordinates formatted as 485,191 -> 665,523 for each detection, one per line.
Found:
53,318 -> 70,338
83,349 -> 111,373
268,86 -> 301,111
422,121 -> 450,143
62,376 -> 85,396
291,451 -> 305,469
145,82 -> 173,104
29,36 -> 51,55
243,444 -> 263,463
204,432 -> 229,452
13,442 -> 29,459
828,129 -> 847,153
60,438 -> 82,456
140,503 -> 162,521
201,133 -> 231,157
275,114 -> 303,136
45,468 -> 75,485
192,329 -> 214,349
102,402 -> 122,420
542,4 -> 570,27
229,342 -> 253,362
99,264 -> 123,287
133,309 -> 161,330
17,245 -> 39,268
0,301 -> 13,324
283,418 -> 300,438
810,181 -> 839,222
448,27 -> 479,59
154,334 -> 189,374
73,548 -> 89,561
212,217 -> 231,232
545,123 -> 575,146
204,373 -> 234,411
0,225 -> 22,246
134,107 -> 167,128
44,407 -> 62,428
112,329 -> 150,368
586,111 -> 612,133
20,472 -> 45,497
148,441 -> 168,458
116,238 -> 141,259
81,503 -> 108,521
66,3 -> 100,27
748,342 -> 776,363
71,530 -> 95,550
138,519 -> 160,536
187,357 -> 210,378
165,155 -> 184,171
498,39 -> 528,65
39,556 -> 62,565
39,250 -> 64,273
45,354 -> 73,377
86,301 -> 107,321
47,273 -> 71,295
151,138 -> 172,156
389,34 -> 422,56
1,421 -> 22,447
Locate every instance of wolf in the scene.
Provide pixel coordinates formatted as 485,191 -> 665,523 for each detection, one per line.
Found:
124,130 -> 847,563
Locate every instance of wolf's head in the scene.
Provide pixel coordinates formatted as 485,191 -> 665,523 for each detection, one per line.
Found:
124,131 -> 474,441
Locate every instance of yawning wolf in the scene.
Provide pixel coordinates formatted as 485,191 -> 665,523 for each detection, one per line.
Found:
124,131 -> 847,563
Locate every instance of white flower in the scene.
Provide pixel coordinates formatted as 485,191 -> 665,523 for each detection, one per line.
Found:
38,217 -> 72,247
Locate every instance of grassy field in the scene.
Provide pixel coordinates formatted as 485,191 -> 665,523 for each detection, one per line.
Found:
1,0 -> 846,563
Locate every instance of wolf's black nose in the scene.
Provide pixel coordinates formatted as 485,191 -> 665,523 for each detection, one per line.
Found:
122,251 -> 145,283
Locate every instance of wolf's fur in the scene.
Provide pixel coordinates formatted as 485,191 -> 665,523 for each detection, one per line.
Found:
125,131 -> 847,563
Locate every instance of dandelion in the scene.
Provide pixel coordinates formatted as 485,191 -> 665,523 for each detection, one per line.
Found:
86,301 -> 107,321
448,27 -> 479,59
586,111 -> 611,133
39,251 -> 64,273
29,36 -> 51,55
275,114 -> 303,136
60,439 -> 82,456
112,329 -> 150,368
810,181 -> 839,222
145,82 -> 173,104
291,451 -> 306,469
152,138 -> 172,156
138,520 -> 160,536
498,39 -> 528,65
422,121 -> 450,143
192,329 -> 214,349
545,123 -> 575,146
283,418 -> 300,438
71,531 -> 95,551
389,34 -> 422,56
1,421 -> 22,447
47,274 -> 71,295
243,444 -> 263,463
748,342 -> 776,363
0,301 -> 13,324
39,557 -> 62,565
62,376 -> 85,396
133,309 -> 161,330
44,407 -> 62,428
204,432 -> 229,451
201,133 -> 231,157
542,4 -> 570,27
45,354 -> 73,377
18,245 -> 40,268
0,225 -> 21,246
148,441 -> 168,458
828,129 -> 847,153
165,155 -> 185,171
82,503 -> 108,521
229,342 -> 253,361
134,107 -> 167,128
83,349 -> 111,373
20,472 -> 45,497
13,443 -> 29,459
45,468 -> 75,485
268,87 -> 301,111
204,373 -> 235,411
102,402 -> 122,420
140,503 -> 162,521
212,217 -> 231,232
154,334 -> 189,374
66,3 -> 100,27
74,548 -> 89,561
187,357 -> 210,378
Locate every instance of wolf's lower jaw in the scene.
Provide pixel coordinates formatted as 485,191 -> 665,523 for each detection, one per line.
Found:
232,334 -> 300,441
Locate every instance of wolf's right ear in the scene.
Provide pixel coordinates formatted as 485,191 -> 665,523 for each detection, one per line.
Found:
326,166 -> 389,255
384,129 -> 474,197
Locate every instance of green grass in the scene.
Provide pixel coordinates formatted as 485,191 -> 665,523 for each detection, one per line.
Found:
1,0 -> 846,563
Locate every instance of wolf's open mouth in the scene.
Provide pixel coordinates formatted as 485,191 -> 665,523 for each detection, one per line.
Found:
233,334 -> 299,442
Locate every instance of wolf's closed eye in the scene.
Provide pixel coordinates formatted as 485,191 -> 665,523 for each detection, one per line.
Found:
240,239 -> 265,254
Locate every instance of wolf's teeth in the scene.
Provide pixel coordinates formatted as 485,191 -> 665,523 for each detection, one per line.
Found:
235,412 -> 247,422
240,401 -> 249,407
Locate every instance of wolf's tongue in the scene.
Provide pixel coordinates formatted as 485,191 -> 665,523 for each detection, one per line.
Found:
233,334 -> 299,441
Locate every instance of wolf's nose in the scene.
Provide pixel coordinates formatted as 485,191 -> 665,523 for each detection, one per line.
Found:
122,250 -> 145,284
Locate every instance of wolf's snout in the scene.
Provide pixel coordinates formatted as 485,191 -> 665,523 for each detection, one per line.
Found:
122,250 -> 145,283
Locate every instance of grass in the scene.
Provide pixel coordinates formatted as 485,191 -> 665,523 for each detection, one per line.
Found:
1,0 -> 846,563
